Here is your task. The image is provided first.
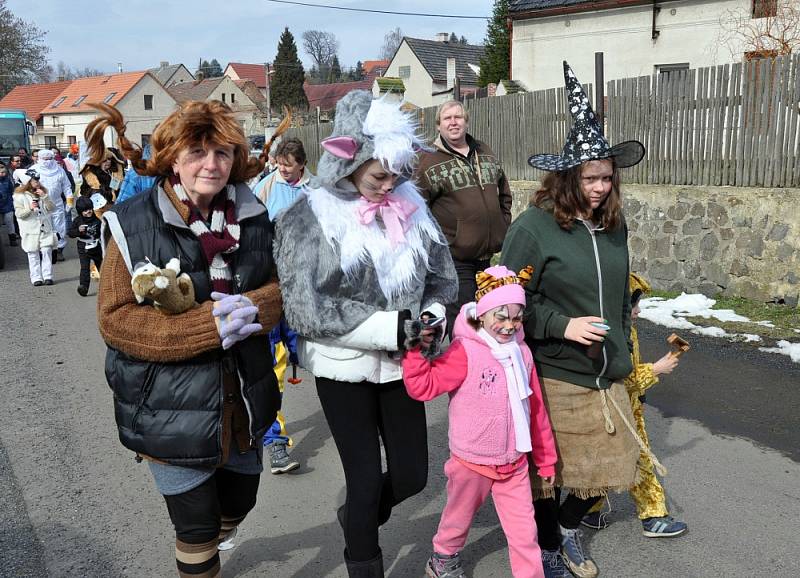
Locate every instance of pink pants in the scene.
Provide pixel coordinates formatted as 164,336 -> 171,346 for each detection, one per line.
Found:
432,457 -> 544,578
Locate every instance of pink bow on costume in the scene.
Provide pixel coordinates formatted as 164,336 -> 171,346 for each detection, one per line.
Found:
357,194 -> 419,247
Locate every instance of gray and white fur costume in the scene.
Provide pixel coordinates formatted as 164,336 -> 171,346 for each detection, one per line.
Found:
273,90 -> 457,383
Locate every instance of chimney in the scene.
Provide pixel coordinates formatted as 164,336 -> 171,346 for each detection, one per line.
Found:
117,62 -> 123,73
446,57 -> 456,89
160,61 -> 169,68
435,32 -> 449,42
57,75 -> 65,82
195,70 -> 205,84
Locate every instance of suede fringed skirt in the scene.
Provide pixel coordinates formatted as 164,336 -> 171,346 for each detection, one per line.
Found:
531,377 -> 639,500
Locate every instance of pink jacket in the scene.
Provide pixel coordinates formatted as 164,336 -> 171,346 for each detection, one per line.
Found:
403,305 -> 557,477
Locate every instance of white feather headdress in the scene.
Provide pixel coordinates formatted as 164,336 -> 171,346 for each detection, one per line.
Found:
362,97 -> 427,176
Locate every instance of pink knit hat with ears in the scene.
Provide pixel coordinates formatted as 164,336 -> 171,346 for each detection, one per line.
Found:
474,265 -> 533,317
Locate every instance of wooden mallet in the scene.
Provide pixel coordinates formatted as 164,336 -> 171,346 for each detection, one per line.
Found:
667,333 -> 690,357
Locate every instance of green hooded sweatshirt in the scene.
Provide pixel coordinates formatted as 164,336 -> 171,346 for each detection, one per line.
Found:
500,203 -> 632,390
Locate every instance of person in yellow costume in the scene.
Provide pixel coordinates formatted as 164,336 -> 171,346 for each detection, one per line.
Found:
265,320 -> 301,474
582,272 -> 688,538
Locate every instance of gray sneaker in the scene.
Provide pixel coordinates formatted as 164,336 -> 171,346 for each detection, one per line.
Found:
426,552 -> 466,578
559,525 -> 598,578
269,442 -> 299,474
542,549 -> 571,578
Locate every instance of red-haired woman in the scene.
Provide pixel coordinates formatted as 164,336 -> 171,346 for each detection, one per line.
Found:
92,100 -> 282,577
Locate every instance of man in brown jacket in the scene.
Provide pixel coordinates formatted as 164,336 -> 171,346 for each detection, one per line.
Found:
416,100 -> 513,331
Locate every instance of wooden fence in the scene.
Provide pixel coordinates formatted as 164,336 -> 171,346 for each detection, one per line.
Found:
608,54 -> 800,187
287,55 -> 800,188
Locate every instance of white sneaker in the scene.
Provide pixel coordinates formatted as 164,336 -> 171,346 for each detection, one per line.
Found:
218,527 -> 238,551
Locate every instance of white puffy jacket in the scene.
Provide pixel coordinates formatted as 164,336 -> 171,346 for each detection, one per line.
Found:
300,303 -> 445,383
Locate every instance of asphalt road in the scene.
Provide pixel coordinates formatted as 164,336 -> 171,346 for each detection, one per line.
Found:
1,241 -> 799,577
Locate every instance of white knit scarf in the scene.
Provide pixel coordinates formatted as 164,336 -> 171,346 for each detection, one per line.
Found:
477,327 -> 533,453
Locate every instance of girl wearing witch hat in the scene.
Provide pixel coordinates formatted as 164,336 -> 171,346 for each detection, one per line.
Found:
273,90 -> 457,577
501,61 -> 652,578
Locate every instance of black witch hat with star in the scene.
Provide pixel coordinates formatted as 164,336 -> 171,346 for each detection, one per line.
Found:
528,61 -> 645,172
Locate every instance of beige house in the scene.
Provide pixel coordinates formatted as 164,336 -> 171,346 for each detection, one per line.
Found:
40,71 -> 177,148
384,35 -> 485,108
148,62 -> 195,87
224,63 -> 268,98
509,0 -> 756,90
168,76 -> 265,136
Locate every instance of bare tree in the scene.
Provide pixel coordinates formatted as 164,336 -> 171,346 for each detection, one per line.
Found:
718,0 -> 800,60
0,0 -> 51,97
380,27 -> 404,61
302,29 -> 339,80
53,61 -> 105,81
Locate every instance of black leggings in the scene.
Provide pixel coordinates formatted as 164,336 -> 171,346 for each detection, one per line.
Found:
163,469 -> 260,577
316,377 -> 428,562
534,489 -> 602,551
78,246 -> 102,288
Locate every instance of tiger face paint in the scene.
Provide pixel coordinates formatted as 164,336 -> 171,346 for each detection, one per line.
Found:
479,303 -> 524,344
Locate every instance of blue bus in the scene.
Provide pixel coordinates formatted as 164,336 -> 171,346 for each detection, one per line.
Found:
0,109 -> 34,164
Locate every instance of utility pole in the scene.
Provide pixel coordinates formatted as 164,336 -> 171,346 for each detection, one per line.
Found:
264,62 -> 272,126
595,52 -> 605,134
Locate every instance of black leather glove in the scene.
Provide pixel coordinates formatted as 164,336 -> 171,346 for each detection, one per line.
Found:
396,309 -> 412,351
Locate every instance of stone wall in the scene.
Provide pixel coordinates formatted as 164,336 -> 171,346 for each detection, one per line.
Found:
509,182 -> 800,305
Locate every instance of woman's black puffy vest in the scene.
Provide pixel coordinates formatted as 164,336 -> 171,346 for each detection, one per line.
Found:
104,185 -> 280,467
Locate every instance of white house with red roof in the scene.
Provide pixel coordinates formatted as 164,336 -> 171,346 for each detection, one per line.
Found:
167,76 -> 266,136
0,80 -> 72,148
36,72 -> 177,149
509,0 -> 754,91
224,62 -> 269,98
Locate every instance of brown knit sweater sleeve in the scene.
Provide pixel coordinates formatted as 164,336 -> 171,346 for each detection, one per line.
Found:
97,239 -> 282,362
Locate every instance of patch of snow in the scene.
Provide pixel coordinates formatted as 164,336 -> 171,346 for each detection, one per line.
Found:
759,340 -> 800,363
738,334 -> 762,343
793,329 -> 800,334
639,293 -> 749,327
691,326 -> 727,338
755,320 -> 775,328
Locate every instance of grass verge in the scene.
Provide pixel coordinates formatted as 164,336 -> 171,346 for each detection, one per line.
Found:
646,290 -> 800,344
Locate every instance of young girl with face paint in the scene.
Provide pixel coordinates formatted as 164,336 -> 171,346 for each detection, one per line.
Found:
402,265 -> 557,578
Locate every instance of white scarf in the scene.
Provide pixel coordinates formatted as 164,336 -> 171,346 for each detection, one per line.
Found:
477,327 -> 533,453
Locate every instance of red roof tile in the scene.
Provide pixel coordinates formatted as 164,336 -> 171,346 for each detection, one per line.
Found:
45,72 -> 150,114
233,80 -> 267,103
363,60 -> 389,75
303,79 -> 373,112
0,80 -> 73,121
226,63 -> 268,89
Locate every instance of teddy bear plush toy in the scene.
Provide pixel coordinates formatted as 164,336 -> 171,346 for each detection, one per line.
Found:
131,258 -> 196,314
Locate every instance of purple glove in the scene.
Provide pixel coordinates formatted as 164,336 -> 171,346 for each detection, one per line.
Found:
211,292 -> 262,350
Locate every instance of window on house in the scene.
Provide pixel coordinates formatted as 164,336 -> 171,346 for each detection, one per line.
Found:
51,96 -> 66,108
72,95 -> 87,107
68,136 -> 77,145
141,134 -> 151,147
398,66 -> 411,79
655,63 -> 690,77
44,136 -> 56,148
52,116 -> 58,127
231,93 -> 235,103
221,93 -> 226,103
143,94 -> 153,110
752,0 -> 777,18
103,92 -> 117,104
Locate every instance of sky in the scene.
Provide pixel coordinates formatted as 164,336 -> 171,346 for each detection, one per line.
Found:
10,0 -> 495,74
